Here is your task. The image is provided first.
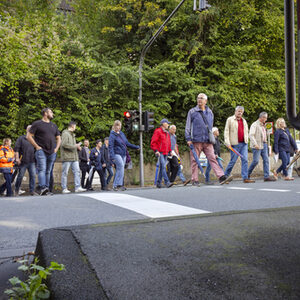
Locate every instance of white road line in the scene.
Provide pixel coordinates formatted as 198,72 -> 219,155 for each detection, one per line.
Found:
203,186 -> 222,189
80,193 -> 211,218
226,187 -> 253,191
258,189 -> 290,193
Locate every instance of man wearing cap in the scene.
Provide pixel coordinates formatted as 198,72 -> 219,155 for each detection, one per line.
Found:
150,119 -> 174,188
185,93 -> 233,186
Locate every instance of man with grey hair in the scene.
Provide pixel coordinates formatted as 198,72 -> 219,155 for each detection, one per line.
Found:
185,93 -> 233,186
248,112 -> 276,181
224,106 -> 254,183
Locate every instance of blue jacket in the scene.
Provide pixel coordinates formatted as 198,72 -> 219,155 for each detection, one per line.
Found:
274,128 -> 297,154
90,147 -> 105,170
185,106 -> 214,143
109,130 -> 139,161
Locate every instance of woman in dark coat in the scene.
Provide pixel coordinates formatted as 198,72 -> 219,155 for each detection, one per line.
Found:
109,120 -> 139,191
273,118 -> 298,180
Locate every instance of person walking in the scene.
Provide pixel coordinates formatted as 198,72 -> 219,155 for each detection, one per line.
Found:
151,119 -> 174,188
60,121 -> 86,194
0,138 -> 15,197
248,112 -> 276,182
102,137 -> 114,186
27,108 -> 61,195
224,106 -> 254,183
14,125 -> 37,196
205,127 -> 224,184
79,139 -> 90,189
109,120 -> 139,191
168,125 -> 180,183
273,118 -> 298,180
87,139 -> 108,191
185,93 -> 232,186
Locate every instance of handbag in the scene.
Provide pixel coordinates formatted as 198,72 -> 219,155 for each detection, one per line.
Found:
199,111 -> 216,144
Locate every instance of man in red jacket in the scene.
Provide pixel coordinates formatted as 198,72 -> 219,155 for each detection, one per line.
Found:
151,119 -> 174,188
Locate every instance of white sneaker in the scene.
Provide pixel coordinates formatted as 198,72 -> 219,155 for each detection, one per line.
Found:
19,189 -> 26,195
62,189 -> 71,194
75,187 -> 87,193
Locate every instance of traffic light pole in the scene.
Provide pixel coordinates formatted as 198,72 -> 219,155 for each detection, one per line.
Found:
138,0 -> 188,187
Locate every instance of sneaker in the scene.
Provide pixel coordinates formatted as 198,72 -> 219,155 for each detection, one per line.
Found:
243,179 -> 255,183
62,189 -> 71,194
264,177 -> 276,182
40,187 -> 49,196
30,191 -> 39,196
19,189 -> 26,195
183,179 -> 191,186
156,184 -> 162,189
205,181 -> 214,185
113,186 -> 119,191
119,186 -> 127,191
166,182 -> 174,188
46,191 -> 54,196
75,187 -> 87,193
219,175 -> 233,185
192,181 -> 200,187
271,169 -> 278,180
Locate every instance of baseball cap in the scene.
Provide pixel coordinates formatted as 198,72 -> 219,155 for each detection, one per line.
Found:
160,118 -> 171,125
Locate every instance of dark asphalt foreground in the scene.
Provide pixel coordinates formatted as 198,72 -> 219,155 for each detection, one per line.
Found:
34,206 -> 300,300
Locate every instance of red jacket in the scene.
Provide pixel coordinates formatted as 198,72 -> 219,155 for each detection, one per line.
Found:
150,127 -> 171,155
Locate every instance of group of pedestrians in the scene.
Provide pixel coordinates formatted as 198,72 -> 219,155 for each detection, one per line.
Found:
0,108 -> 139,196
150,93 -> 299,188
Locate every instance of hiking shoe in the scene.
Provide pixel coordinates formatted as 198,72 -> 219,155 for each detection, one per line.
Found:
40,187 -> 49,196
62,189 -> 71,194
192,181 -> 200,187
75,187 -> 87,193
183,179 -> 191,186
219,175 -> 233,185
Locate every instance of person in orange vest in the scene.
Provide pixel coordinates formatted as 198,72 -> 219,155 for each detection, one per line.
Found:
0,138 -> 15,197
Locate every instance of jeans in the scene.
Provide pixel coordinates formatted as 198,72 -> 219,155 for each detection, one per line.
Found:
0,173 -> 13,196
157,154 -> 170,186
103,165 -> 114,185
225,143 -> 249,180
248,143 -> 269,178
15,163 -> 36,193
113,155 -> 126,188
177,166 -> 186,182
61,161 -> 81,190
277,151 -> 290,177
35,150 -> 57,189
205,158 -> 223,182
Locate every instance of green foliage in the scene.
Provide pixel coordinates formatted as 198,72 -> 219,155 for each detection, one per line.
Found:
4,258 -> 65,300
0,0 -> 288,154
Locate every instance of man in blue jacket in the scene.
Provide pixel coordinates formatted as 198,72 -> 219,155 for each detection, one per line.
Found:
185,93 -> 232,186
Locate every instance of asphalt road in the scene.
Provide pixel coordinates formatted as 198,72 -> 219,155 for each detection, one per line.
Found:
1,177 -> 300,258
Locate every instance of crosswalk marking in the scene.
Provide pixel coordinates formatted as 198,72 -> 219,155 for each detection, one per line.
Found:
258,188 -> 290,193
80,193 -> 211,218
227,187 -> 253,191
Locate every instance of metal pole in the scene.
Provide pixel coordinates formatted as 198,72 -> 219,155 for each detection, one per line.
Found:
138,0 -> 188,186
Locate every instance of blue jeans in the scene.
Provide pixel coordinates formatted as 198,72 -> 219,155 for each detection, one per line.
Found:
104,165 -> 114,185
15,163 -> 36,193
248,143 -> 269,178
176,166 -> 186,182
35,150 -> 57,189
113,155 -> 126,187
277,151 -> 290,177
157,154 -> 170,186
61,161 -> 81,190
225,143 -> 249,180
205,158 -> 223,182
0,173 -> 13,196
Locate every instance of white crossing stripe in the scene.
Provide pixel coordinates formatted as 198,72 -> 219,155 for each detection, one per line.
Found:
80,193 -> 211,218
258,189 -> 290,193
226,187 -> 253,191
203,186 -> 222,189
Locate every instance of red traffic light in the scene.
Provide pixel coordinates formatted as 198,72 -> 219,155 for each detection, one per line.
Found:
124,111 -> 131,118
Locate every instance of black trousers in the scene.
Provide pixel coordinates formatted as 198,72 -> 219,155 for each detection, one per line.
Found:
168,156 -> 179,183
86,167 -> 106,190
80,164 -> 90,188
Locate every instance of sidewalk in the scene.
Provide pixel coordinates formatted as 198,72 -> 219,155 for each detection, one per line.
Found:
35,206 -> 300,300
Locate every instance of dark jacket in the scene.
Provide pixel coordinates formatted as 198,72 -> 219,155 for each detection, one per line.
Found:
14,135 -> 35,164
90,147 -> 105,170
101,145 -> 111,166
109,130 -> 139,161
213,137 -> 221,157
185,106 -> 214,143
274,128 -> 297,154
150,127 -> 171,155
79,147 -> 90,169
